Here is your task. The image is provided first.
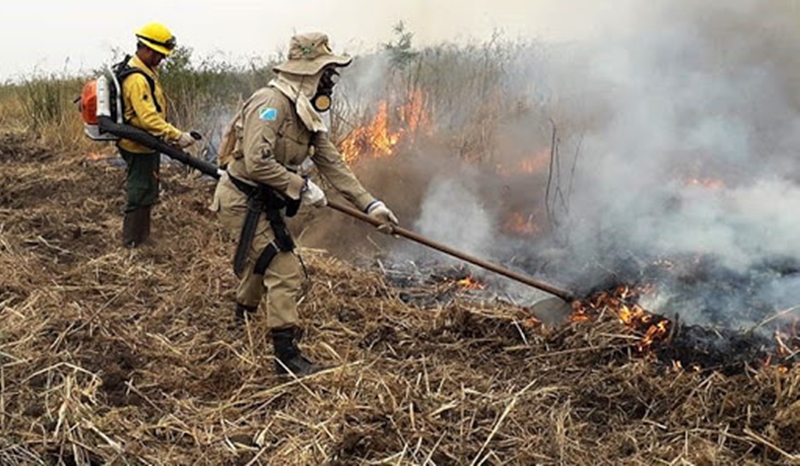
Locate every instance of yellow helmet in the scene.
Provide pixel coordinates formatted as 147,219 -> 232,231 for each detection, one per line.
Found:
135,22 -> 176,56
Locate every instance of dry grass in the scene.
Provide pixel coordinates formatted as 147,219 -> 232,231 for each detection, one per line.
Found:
0,93 -> 23,131
1,131 -> 799,465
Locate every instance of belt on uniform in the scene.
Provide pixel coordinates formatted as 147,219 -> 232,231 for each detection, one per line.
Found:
227,171 -> 298,277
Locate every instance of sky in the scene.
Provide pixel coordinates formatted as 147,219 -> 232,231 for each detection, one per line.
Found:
0,0 -> 643,80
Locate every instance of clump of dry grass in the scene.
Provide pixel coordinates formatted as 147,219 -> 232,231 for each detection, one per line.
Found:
1,132 -> 799,465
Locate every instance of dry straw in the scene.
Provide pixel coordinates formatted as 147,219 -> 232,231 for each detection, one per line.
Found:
1,131 -> 799,465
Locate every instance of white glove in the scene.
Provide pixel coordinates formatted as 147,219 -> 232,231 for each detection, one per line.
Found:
366,200 -> 398,233
174,132 -> 196,149
301,178 -> 327,207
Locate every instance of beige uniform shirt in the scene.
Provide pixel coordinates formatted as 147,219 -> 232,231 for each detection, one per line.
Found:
226,87 -> 375,211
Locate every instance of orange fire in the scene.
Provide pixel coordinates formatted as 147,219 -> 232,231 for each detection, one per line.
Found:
572,286 -> 672,352
571,285 -> 800,369
613,300 -> 672,352
504,212 -> 541,236
457,276 -> 484,290
400,89 -> 430,134
640,319 -> 670,352
339,90 -> 430,164
568,310 -> 592,323
495,150 -> 550,177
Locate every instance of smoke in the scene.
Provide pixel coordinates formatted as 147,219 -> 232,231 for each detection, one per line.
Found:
415,176 -> 497,261
299,0 -> 800,327
535,0 -> 800,324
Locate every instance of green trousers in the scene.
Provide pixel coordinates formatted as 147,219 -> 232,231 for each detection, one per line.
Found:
119,149 -> 160,213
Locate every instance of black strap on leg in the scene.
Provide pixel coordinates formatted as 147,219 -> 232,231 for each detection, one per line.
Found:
233,194 -> 263,277
228,173 -> 302,276
252,200 -> 296,276
254,242 -> 279,275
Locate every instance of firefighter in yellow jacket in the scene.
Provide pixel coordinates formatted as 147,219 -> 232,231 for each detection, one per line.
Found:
118,22 -> 195,247
210,33 -> 399,376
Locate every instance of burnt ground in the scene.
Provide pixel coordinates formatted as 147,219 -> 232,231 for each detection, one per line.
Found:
1,131 -> 800,465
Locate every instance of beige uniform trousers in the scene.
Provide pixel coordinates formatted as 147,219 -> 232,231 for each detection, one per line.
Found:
211,173 -> 303,329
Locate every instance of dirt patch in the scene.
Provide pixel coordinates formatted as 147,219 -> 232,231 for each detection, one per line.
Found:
0,132 -> 53,164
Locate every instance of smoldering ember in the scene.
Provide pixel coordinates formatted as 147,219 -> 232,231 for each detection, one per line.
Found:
2,1 -> 800,465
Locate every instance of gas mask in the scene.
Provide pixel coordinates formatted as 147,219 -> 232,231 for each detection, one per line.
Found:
311,67 -> 340,113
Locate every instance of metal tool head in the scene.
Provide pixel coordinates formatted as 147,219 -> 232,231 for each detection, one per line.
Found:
530,296 -> 574,326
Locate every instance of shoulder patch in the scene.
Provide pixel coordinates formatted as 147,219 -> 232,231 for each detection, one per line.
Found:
258,106 -> 278,121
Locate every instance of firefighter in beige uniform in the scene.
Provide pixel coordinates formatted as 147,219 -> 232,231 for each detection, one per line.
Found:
211,33 -> 398,376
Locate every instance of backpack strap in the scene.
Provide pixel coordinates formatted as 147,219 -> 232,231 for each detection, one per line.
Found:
113,56 -> 163,120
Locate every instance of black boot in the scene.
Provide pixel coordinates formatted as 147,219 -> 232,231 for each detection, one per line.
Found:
235,302 -> 258,322
122,208 -> 149,248
271,327 -> 326,377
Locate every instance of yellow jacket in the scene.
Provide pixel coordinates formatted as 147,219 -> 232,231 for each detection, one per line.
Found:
117,55 -> 182,153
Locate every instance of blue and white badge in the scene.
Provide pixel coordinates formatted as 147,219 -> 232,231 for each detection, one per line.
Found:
258,106 -> 278,121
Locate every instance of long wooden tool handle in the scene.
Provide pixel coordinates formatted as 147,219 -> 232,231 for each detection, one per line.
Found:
327,199 -> 575,301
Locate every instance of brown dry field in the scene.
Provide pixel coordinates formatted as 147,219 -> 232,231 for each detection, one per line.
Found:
1,131 -> 799,465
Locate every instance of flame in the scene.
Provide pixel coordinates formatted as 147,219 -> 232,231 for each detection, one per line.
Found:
495,150 -> 550,176
568,311 -> 592,323
572,286 -> 672,353
339,102 -> 397,164
457,276 -> 484,290
612,302 -> 671,351
339,90 -> 430,164
522,316 -> 543,329
504,212 -> 541,236
640,319 -> 670,351
571,285 -> 800,370
400,89 -> 429,134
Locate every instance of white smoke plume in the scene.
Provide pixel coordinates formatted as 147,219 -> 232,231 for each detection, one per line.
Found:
326,0 -> 800,325
535,0 -> 800,324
